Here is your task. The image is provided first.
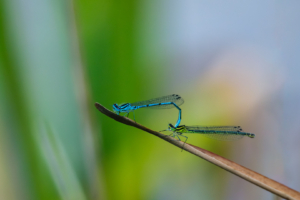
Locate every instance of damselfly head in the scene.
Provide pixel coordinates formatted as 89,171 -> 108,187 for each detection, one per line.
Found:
168,123 -> 176,131
112,104 -> 120,113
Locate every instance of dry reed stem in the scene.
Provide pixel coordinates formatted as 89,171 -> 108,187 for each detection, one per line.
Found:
95,102 -> 300,200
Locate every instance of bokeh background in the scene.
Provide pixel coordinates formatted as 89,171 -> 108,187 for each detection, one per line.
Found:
1,0 -> 300,199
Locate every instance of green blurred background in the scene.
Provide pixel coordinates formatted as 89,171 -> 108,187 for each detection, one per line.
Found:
1,0 -> 300,199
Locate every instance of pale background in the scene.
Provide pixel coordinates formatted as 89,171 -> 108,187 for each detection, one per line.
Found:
0,0 -> 299,199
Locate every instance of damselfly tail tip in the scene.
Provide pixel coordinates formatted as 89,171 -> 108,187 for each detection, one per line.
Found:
168,123 -> 175,128
248,133 -> 255,138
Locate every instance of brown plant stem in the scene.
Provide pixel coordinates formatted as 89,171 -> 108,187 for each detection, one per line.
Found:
95,102 -> 300,200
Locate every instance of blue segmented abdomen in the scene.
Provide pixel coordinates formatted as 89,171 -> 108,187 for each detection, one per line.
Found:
130,94 -> 184,109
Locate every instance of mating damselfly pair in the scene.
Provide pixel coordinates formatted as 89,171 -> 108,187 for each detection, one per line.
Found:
112,94 -> 255,143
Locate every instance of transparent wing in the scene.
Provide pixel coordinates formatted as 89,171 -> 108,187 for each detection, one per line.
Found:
131,94 -> 184,109
184,126 -> 248,141
201,133 -> 244,141
185,126 -> 242,132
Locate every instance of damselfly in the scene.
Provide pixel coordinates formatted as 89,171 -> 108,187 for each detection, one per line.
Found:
161,123 -> 255,143
112,94 -> 184,127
